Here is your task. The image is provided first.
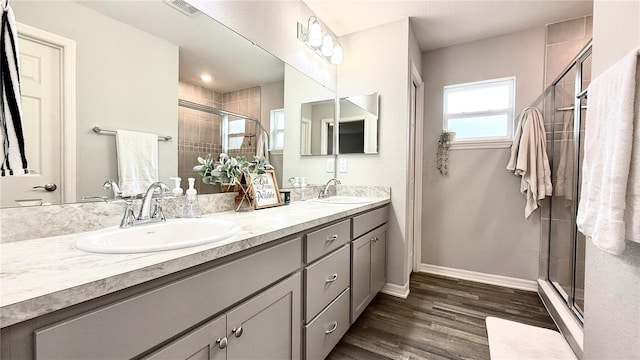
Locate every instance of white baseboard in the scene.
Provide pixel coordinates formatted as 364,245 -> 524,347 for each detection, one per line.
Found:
418,264 -> 537,292
380,282 -> 410,299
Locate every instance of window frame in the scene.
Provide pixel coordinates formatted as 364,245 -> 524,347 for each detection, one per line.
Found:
269,108 -> 285,151
443,76 -> 516,149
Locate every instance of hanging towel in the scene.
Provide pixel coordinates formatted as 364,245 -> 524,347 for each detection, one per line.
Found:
554,109 -> 575,200
0,0 -> 29,176
116,130 -> 158,196
576,48 -> 640,256
506,107 -> 552,218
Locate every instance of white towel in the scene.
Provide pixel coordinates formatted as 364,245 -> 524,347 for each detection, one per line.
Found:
507,107 -> 553,218
576,48 -> 640,255
116,130 -> 158,196
554,109 -> 575,200
0,0 -> 29,176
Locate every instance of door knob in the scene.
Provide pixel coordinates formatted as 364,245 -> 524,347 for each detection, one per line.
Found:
33,183 -> 57,192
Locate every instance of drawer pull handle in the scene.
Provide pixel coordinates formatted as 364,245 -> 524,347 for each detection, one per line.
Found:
327,235 -> 338,241
325,321 -> 338,334
232,326 -> 243,338
326,273 -> 338,283
216,337 -> 228,349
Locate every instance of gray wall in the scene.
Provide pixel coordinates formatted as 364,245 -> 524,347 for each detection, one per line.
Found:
421,26 -> 546,281
13,1 -> 178,199
583,1 -> 640,358
189,0 -> 336,92
337,18 -> 414,289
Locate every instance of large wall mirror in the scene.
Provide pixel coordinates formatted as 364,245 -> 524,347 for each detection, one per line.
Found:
300,92 -> 379,156
2,0 -> 336,208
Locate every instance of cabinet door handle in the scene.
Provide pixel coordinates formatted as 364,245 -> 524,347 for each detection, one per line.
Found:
325,273 -> 338,283
372,236 -> 378,243
325,321 -> 338,334
326,235 -> 338,241
216,337 -> 227,349
232,326 -> 243,338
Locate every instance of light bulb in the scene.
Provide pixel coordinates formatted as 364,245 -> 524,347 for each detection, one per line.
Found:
331,45 -> 343,65
321,35 -> 334,57
308,21 -> 322,47
200,74 -> 212,82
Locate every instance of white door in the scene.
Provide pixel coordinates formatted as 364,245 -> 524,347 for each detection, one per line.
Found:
1,36 -> 62,207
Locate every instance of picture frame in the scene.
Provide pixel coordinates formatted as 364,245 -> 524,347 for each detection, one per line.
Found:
247,170 -> 282,209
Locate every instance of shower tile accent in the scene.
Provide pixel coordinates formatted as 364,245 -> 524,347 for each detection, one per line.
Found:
544,15 -> 593,87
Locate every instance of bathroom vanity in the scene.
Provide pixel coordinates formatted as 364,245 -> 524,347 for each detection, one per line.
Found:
0,198 -> 389,359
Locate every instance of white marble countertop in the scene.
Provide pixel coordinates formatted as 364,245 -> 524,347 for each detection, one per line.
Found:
0,197 -> 389,328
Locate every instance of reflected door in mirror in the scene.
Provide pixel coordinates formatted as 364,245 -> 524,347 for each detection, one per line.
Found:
1,32 -> 63,208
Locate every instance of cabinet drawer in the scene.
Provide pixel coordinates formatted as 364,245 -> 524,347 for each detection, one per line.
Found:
305,288 -> 350,360
352,206 -> 389,239
304,245 -> 350,322
34,238 -> 302,360
305,220 -> 350,263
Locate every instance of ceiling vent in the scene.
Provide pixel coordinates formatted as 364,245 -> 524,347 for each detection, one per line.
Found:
165,0 -> 200,17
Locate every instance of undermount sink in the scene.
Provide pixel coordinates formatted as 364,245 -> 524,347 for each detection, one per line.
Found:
313,196 -> 372,204
74,218 -> 242,254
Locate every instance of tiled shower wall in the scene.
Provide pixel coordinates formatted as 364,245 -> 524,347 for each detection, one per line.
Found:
539,15 -> 592,286
222,86 -> 260,160
178,82 -> 260,194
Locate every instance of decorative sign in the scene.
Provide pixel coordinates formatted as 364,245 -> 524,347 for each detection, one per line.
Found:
248,170 -> 282,209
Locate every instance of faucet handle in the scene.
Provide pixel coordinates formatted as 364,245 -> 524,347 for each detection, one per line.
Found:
119,199 -> 137,228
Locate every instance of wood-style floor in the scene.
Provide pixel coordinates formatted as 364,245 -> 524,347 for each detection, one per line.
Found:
327,272 -> 557,360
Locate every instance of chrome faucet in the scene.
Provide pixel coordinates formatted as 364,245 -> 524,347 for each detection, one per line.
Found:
319,178 -> 341,199
102,180 -> 123,199
120,182 -> 170,228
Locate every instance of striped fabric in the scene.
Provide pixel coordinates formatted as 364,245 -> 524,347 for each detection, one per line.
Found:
1,0 -> 28,176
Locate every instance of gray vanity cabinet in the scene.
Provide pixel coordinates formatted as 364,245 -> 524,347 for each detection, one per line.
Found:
145,273 -> 301,360
226,273 -> 301,360
351,206 -> 389,323
144,315 -> 227,360
303,220 -> 352,360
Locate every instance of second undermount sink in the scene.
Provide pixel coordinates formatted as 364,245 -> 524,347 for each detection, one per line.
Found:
313,196 -> 372,204
74,218 -> 242,254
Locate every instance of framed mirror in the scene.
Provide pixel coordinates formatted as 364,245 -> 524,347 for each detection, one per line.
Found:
299,92 -> 379,156
3,0 -> 335,208
338,93 -> 379,154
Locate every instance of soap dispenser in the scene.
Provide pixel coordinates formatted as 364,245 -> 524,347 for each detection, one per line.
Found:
183,178 -> 201,218
300,176 -> 307,201
169,177 -> 183,197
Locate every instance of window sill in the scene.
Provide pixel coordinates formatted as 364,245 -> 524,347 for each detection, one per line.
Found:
450,140 -> 512,150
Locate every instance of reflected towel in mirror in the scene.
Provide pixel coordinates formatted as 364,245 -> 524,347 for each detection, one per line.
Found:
1,0 -> 29,176
116,129 -> 158,196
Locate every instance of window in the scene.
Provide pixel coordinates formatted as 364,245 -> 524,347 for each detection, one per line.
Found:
228,118 -> 246,150
443,77 -> 515,148
270,109 -> 285,150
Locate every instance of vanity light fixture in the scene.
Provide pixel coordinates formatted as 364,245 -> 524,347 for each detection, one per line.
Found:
297,15 -> 343,65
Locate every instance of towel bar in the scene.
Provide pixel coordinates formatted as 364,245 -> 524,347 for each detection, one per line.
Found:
92,126 -> 172,141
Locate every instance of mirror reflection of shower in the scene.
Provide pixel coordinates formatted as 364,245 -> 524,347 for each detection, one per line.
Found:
177,84 -> 270,194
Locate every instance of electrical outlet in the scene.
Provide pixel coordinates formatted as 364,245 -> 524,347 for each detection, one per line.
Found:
326,157 -> 335,173
339,158 -> 348,173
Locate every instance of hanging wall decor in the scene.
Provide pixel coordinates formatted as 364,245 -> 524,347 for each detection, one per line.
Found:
437,131 -> 454,176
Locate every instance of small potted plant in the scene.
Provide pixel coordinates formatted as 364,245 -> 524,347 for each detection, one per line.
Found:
193,153 -> 273,211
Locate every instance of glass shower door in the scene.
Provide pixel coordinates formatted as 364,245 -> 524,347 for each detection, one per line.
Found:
548,45 -> 591,322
